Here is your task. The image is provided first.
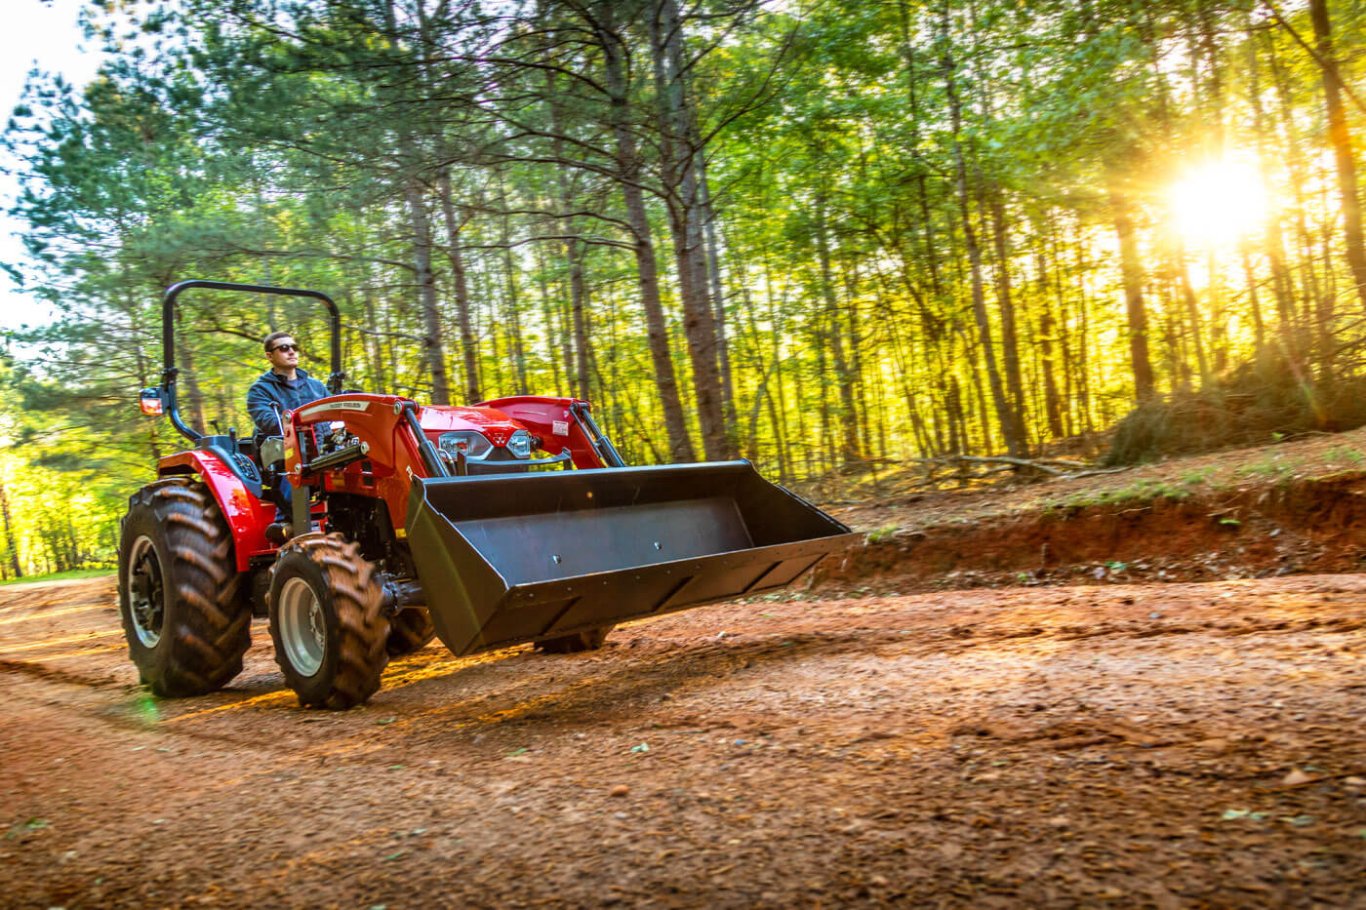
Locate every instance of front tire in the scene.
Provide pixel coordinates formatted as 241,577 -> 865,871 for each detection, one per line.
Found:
267,534 -> 389,709
117,479 -> 250,697
386,608 -> 436,657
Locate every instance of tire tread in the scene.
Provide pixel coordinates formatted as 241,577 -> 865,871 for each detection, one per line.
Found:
118,479 -> 250,697
268,534 -> 388,709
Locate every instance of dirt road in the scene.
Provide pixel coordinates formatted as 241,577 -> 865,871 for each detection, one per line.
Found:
2,573 -> 1363,908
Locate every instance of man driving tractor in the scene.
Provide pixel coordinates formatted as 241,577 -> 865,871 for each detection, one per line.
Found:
246,330 -> 328,541
246,331 -> 328,436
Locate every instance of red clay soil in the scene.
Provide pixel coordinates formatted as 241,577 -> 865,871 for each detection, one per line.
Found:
816,428 -> 1366,595
2,433 -> 1366,908
816,471 -> 1366,595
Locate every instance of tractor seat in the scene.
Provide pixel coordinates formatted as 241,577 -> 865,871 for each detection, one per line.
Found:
196,435 -> 264,499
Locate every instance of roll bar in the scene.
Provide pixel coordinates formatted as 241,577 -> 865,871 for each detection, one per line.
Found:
159,279 -> 343,442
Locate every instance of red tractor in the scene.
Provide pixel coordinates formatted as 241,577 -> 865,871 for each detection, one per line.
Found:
119,280 -> 855,708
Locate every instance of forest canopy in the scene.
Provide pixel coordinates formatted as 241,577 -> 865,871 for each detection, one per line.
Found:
3,0 -> 1366,576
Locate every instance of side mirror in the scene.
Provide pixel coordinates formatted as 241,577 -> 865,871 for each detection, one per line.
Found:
139,388 -> 164,417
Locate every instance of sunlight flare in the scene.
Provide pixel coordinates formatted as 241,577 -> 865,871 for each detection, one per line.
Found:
1167,156 -> 1271,249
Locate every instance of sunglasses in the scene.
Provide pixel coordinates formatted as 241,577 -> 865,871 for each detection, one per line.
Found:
270,343 -> 299,353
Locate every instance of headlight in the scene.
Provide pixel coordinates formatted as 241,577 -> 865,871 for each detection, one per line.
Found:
438,430 -> 492,460
506,430 -> 534,459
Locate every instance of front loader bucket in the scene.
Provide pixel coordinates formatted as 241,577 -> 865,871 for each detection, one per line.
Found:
406,461 -> 858,657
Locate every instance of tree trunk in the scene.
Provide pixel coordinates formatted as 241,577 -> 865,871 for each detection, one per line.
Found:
437,168 -> 481,402
563,230 -> 591,401
382,0 -> 449,405
987,187 -> 1030,451
532,242 -> 566,393
1309,0 -> 1366,314
940,5 -> 1021,457
814,195 -> 860,463
1174,245 -> 1211,385
696,155 -> 736,439
1070,219 -> 1096,434
0,478 -> 21,579
897,0 -> 944,301
1034,240 -> 1066,440
760,244 -> 795,481
544,70 -> 593,402
597,2 -> 695,461
174,319 -> 206,435
1247,22 -> 1302,361
649,0 -> 728,460
1107,173 -> 1157,402
1266,30 -> 1328,367
403,177 -> 450,405
357,253 -> 389,394
946,373 -> 966,455
495,175 -> 529,397
1242,248 -> 1267,353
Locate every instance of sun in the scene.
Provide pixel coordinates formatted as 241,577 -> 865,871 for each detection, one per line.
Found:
1167,157 -> 1270,249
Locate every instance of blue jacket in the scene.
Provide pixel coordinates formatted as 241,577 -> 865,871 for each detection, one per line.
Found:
247,368 -> 329,436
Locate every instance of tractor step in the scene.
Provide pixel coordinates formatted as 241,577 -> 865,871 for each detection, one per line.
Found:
405,461 -> 858,656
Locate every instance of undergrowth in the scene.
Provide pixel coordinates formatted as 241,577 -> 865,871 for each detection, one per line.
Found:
1105,354 -> 1366,466
0,567 -> 114,587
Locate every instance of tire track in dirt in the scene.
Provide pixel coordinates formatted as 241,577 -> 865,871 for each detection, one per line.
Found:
6,578 -> 1358,745
0,657 -> 123,690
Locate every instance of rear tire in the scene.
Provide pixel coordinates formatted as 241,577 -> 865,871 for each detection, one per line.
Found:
117,479 -> 250,697
534,626 -> 613,654
386,608 -> 436,657
267,534 -> 389,709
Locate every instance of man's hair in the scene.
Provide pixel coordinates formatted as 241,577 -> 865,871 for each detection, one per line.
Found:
263,331 -> 294,353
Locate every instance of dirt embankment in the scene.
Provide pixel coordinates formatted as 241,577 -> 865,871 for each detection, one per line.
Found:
816,430 -> 1366,594
820,472 -> 1366,592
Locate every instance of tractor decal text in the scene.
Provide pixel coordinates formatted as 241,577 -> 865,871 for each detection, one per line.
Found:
299,400 -> 372,419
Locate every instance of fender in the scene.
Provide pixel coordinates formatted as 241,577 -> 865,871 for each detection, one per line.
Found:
158,450 -> 277,571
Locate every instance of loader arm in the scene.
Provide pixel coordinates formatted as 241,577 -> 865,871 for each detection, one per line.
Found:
277,392 -> 856,659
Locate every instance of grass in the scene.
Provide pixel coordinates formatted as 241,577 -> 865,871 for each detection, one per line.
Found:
0,567 -> 115,587
1048,453 -> 1317,512
867,525 -> 901,544
1323,444 -> 1366,466
1047,476 -> 1191,511
1181,466 -> 1216,487
1233,455 -> 1301,481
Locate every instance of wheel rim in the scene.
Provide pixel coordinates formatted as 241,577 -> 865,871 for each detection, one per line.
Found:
278,576 -> 327,678
127,535 -> 165,647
